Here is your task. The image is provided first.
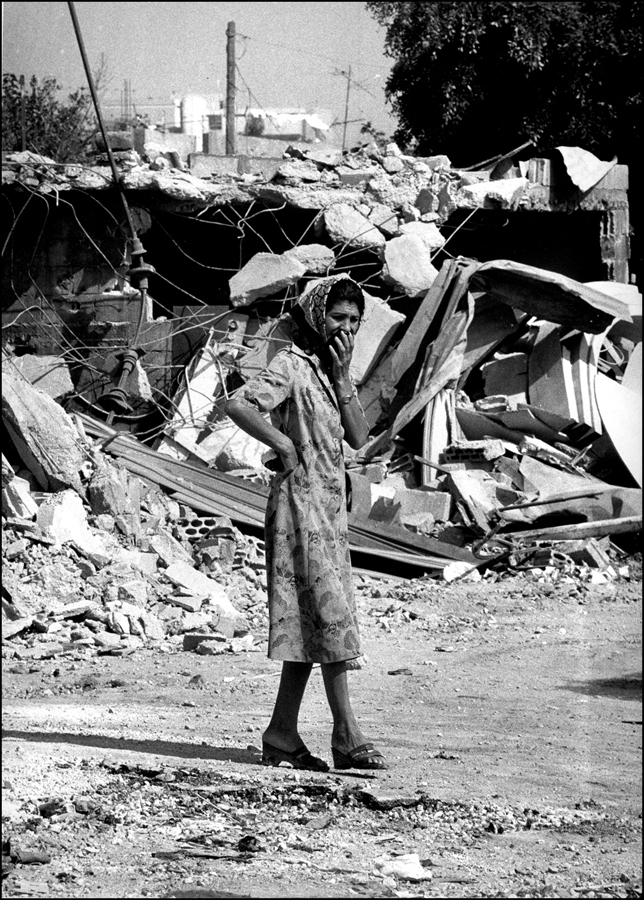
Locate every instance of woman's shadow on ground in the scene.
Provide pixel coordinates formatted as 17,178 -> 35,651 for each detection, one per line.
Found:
1,729 -> 260,764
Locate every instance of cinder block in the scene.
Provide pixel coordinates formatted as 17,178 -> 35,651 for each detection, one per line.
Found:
394,487 -> 453,522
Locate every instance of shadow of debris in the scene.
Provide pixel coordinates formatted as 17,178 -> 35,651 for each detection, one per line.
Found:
1,730 -> 260,764
560,672 -> 642,700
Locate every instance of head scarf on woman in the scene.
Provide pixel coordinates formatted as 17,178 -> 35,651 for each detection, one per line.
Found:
293,274 -> 364,346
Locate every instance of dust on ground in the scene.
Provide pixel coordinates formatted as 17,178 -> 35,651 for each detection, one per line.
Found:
2,572 -> 642,899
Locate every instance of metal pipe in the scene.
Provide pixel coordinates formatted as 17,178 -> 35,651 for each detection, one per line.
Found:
67,1 -> 137,240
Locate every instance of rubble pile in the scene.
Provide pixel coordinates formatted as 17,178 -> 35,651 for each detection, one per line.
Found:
1,395 -> 270,661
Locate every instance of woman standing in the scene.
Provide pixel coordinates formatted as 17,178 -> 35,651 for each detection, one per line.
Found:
225,274 -> 387,772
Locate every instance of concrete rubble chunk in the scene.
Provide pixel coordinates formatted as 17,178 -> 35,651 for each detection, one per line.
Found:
323,203 -> 386,251
2,367 -> 87,494
167,595 -> 204,613
9,355 -> 74,399
399,221 -> 446,253
36,490 -> 111,557
366,203 -> 400,237
164,561 -> 238,617
350,292 -> 406,385
2,475 -> 39,519
228,252 -> 306,307
456,176 -> 529,209
382,156 -> 405,175
88,455 -> 136,518
382,233 -> 439,297
275,160 -> 322,183
117,580 -> 149,608
282,243 -> 335,275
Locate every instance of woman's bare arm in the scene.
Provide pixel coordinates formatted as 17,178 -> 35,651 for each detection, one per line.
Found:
224,399 -> 299,473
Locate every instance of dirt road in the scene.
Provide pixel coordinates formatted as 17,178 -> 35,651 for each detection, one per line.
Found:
2,573 -> 642,899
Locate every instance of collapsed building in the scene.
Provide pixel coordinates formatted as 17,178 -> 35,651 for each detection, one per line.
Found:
1,135 -> 642,655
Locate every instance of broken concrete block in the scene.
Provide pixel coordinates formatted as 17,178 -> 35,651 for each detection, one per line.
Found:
228,253 -> 306,307
323,203 -> 386,251
149,530 -> 193,567
350,292 -> 406,385
138,609 -> 165,640
382,233 -> 439,298
2,616 -> 34,640
336,166 -> 378,186
117,580 -> 149,608
168,595 -> 204,613
456,176 -> 529,209
399,221 -> 446,253
442,440 -> 506,463
283,243 -> 335,275
366,203 -> 400,237
92,630 -> 122,648
394,487 -> 453,523
164,562 -> 238,617
275,159 -> 322,183
108,610 -> 131,635
2,367 -> 87,494
88,456 -> 135,518
9,355 -> 74,399
36,490 -> 108,556
183,632 -> 226,651
195,639 -> 229,655
2,476 -> 39,519
481,353 -> 528,406
399,511 -> 435,534
119,548 -> 159,576
382,156 -> 405,175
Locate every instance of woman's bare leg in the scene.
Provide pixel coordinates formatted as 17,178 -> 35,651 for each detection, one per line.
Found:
321,660 -> 368,753
263,660 -> 313,751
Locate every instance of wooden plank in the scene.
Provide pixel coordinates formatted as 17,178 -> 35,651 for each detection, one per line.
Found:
503,515 -> 641,542
347,513 -> 477,563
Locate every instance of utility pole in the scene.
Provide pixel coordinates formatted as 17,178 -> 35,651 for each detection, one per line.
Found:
226,21 -> 236,156
341,65 -> 351,154
19,75 -> 26,151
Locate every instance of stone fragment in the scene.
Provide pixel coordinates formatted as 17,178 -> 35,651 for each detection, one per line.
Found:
108,610 -> 131,635
9,355 -> 74,399
275,160 -> 322,183
2,475 -> 39,520
117,579 -> 149,608
336,167 -> 377,186
382,156 -> 405,175
323,203 -> 386,251
2,367 -> 86,493
399,221 -> 446,253
119,549 -> 159,576
168,595 -> 204,613
2,617 -> 34,639
399,511 -> 435,534
350,293 -> 406,385
88,456 -> 134,518
182,632 -> 226,651
385,142 -> 403,157
382,233 -> 439,297
138,609 -> 165,640
456,176 -> 529,209
36,490 -> 109,557
149,530 -> 194,567
366,203 -> 400,237
228,253 -> 306,307
394,487 -> 453,523
282,243 -> 335,275
164,562 -> 238,617
92,630 -> 122,648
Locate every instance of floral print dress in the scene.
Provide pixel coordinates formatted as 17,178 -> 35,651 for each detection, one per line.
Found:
234,344 -> 361,663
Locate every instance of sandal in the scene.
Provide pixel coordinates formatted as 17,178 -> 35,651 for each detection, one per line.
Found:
262,740 -> 329,772
332,742 -> 388,770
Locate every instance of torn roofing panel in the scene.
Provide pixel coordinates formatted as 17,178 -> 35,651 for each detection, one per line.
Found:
470,260 -> 632,333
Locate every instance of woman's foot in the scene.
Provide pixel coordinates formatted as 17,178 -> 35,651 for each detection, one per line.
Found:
331,724 -> 388,770
262,730 -> 329,771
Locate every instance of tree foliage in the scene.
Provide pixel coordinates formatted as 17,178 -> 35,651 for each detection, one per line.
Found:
366,1 -> 643,166
2,74 -> 99,161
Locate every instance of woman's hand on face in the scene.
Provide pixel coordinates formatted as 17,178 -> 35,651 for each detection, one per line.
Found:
328,329 -> 354,382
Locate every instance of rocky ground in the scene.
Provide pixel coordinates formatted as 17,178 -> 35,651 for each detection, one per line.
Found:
2,563 -> 642,899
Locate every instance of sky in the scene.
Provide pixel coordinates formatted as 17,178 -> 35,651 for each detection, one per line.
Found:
2,1 -> 398,148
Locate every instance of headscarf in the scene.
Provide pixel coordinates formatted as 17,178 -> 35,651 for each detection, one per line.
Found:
294,273 -> 362,343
